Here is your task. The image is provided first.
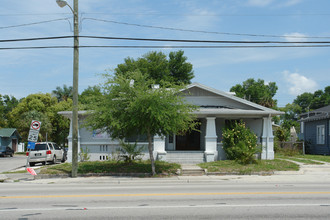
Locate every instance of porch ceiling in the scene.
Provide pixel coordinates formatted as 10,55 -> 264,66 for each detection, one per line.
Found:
193,108 -> 283,118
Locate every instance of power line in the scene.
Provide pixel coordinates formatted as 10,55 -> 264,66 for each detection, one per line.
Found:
0,36 -> 72,43
1,12 -> 330,17
1,44 -> 330,50
0,18 -> 71,30
83,17 -> 330,39
2,35 -> 330,44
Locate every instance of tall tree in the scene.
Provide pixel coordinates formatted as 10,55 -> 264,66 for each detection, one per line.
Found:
85,71 -> 198,175
294,86 -> 330,112
79,85 -> 103,108
0,94 -> 19,128
230,78 -> 278,108
52,85 -> 73,102
168,50 -> 194,85
8,93 -> 71,146
114,50 -> 194,86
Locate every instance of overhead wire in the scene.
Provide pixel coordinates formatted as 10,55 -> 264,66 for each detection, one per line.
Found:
83,17 -> 330,39
1,45 -> 330,50
0,18 -> 71,30
1,35 -> 330,44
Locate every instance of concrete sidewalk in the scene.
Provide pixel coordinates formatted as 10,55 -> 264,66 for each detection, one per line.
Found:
2,160 -> 330,184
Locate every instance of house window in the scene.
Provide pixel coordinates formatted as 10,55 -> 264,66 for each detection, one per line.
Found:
316,125 -> 325,145
301,122 -> 304,134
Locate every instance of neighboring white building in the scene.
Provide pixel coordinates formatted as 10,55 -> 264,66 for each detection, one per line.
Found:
59,83 -> 283,164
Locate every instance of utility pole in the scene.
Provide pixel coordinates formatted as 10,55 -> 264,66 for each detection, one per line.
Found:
56,0 -> 79,178
72,0 -> 79,178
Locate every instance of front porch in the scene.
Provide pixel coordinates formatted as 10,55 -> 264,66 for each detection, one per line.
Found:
154,116 -> 275,163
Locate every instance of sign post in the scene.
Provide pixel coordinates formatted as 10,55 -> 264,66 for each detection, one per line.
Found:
26,120 -> 42,170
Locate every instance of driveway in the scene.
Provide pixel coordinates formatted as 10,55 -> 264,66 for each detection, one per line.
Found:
0,154 -> 27,173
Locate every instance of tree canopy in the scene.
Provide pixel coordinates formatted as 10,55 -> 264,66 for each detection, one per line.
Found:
114,50 -> 194,86
8,93 -> 71,146
294,86 -> 330,112
52,84 -> 73,102
0,94 -> 19,128
85,71 -> 198,175
230,78 -> 278,108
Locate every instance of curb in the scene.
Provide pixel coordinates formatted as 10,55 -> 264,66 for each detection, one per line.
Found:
34,173 -> 153,179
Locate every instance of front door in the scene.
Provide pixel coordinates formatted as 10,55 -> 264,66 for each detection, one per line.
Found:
12,139 -> 17,152
175,123 -> 201,151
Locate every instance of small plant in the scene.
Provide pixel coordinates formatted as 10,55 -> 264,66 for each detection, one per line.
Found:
107,148 -> 122,162
222,120 -> 260,164
79,147 -> 91,162
119,140 -> 144,163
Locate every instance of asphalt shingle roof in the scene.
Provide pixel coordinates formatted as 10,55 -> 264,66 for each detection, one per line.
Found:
0,128 -> 18,138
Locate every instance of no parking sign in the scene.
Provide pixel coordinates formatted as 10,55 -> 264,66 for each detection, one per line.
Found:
28,120 -> 42,143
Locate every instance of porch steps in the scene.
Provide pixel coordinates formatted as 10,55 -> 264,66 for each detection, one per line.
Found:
181,164 -> 205,176
166,151 -> 205,164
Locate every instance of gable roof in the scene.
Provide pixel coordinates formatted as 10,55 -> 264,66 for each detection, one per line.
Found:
59,83 -> 284,118
0,128 -> 21,138
300,105 -> 330,122
182,83 -> 283,117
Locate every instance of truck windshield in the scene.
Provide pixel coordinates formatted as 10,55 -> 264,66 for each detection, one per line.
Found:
32,144 -> 47,151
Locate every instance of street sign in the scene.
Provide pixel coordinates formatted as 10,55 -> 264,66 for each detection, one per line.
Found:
27,142 -> 36,150
28,130 -> 39,142
26,120 -> 42,168
28,120 -> 42,142
30,120 -> 41,131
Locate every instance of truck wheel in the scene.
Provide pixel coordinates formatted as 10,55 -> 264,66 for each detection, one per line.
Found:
52,156 -> 56,164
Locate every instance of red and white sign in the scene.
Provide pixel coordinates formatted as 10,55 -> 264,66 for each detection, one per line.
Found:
26,168 -> 37,176
30,120 -> 41,131
28,120 -> 42,142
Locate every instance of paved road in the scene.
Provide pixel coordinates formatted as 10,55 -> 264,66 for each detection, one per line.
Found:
1,177 -> 330,219
0,154 -> 26,173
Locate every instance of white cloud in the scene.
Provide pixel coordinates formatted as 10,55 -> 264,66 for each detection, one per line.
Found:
283,32 -> 308,42
283,71 -> 318,96
247,0 -> 302,7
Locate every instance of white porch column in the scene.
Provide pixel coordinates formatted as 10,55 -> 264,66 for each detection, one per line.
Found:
204,117 -> 218,162
67,117 -> 81,163
153,135 -> 166,161
261,116 -> 274,160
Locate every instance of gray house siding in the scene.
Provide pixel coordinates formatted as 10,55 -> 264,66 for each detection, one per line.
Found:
304,119 -> 330,155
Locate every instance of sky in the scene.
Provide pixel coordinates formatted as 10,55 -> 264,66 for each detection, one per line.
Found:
0,0 -> 329,107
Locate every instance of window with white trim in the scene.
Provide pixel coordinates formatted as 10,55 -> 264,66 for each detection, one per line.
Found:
316,125 -> 325,144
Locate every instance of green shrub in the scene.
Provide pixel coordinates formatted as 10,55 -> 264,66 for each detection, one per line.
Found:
79,147 -> 91,162
222,120 -> 259,164
119,141 -> 145,163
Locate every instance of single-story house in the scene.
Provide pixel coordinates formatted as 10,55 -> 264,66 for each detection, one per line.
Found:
299,105 -> 330,155
59,83 -> 283,163
0,128 -> 21,152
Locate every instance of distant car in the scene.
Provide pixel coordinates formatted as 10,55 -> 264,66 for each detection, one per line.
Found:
26,142 -> 64,166
0,146 -> 14,157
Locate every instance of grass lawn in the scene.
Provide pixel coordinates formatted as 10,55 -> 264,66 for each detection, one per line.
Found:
298,154 -> 330,163
39,160 -> 181,176
198,159 -> 299,175
276,153 -> 330,164
37,158 -> 301,176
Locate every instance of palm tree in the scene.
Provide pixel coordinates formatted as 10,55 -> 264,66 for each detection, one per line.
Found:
52,85 -> 73,102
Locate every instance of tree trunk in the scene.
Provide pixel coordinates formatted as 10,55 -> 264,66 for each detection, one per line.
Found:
147,131 -> 156,175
